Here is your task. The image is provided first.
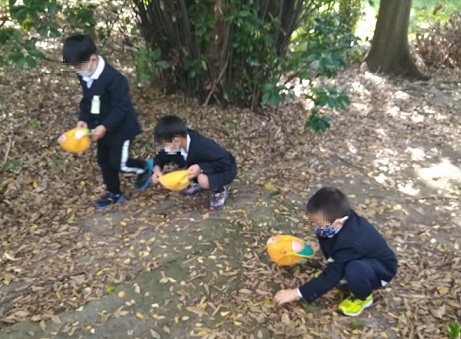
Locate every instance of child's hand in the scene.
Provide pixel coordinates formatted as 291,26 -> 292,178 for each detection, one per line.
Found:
91,125 -> 107,140
152,170 -> 162,183
187,164 -> 201,179
76,121 -> 88,129
274,288 -> 300,305
308,241 -> 320,253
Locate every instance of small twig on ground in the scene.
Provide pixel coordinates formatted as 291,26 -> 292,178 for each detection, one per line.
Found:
42,56 -> 60,63
3,135 -> 13,165
334,154 -> 368,172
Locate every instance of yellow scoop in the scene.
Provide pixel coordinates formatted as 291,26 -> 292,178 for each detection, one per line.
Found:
267,235 -> 314,266
158,170 -> 190,191
58,128 -> 91,153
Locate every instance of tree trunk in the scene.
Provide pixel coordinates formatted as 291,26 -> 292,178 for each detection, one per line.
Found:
203,0 -> 230,105
366,0 -> 427,79
132,0 -> 310,107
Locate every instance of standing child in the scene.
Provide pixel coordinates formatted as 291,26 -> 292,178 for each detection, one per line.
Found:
274,186 -> 398,316
63,34 -> 153,209
151,115 -> 237,210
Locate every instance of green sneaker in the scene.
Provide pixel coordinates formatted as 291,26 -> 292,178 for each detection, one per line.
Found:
338,294 -> 373,317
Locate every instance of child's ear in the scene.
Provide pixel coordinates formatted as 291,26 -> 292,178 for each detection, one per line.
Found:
331,219 -> 343,229
332,216 -> 348,229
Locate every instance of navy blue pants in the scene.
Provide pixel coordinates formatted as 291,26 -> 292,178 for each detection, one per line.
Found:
188,161 -> 237,192
207,162 -> 237,192
344,260 -> 387,300
97,140 -> 147,194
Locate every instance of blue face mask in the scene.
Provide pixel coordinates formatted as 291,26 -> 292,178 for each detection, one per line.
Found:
315,225 -> 336,238
314,216 -> 349,238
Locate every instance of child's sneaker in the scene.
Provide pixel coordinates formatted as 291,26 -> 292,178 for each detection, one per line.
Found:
181,182 -> 203,196
95,192 -> 125,210
210,186 -> 229,211
337,294 -> 373,317
135,160 -> 154,191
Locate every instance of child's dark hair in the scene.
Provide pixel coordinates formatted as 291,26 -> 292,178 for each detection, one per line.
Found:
154,115 -> 187,143
307,186 -> 350,222
63,34 -> 97,65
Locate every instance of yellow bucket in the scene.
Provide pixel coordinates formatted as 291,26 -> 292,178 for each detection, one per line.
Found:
58,128 -> 91,153
158,170 -> 190,191
267,235 -> 314,266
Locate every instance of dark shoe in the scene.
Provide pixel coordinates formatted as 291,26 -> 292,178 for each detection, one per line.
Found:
181,182 -> 204,196
135,160 -> 154,191
210,186 -> 229,211
95,192 -> 125,210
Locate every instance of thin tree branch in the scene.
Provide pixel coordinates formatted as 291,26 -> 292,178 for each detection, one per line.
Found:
3,135 -> 13,166
0,17 -> 8,28
204,55 -> 229,106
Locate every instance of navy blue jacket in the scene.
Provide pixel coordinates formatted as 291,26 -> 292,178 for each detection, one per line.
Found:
153,129 -> 236,174
299,209 -> 398,302
78,62 -> 141,145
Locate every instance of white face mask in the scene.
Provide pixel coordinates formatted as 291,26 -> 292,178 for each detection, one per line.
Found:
164,145 -> 179,155
77,61 -> 93,77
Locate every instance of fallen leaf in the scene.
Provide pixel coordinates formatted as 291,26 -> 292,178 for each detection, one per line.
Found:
51,315 -> 62,324
150,329 -> 161,338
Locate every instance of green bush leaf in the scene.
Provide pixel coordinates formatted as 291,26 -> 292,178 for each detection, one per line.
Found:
48,2 -> 59,15
28,48 -> 45,58
37,26 -> 48,39
14,57 -> 27,71
0,28 -> 14,44
9,50 -> 24,62
155,60 -> 170,69
305,111 -> 331,132
15,7 -> 28,24
25,55 -> 37,68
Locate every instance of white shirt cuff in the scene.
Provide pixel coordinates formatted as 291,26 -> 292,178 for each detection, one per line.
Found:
297,288 -> 303,299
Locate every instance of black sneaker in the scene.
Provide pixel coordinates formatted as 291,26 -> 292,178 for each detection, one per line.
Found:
135,160 -> 154,191
95,192 -> 125,210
